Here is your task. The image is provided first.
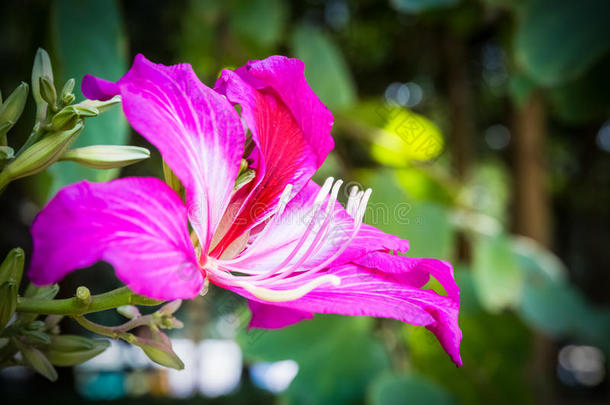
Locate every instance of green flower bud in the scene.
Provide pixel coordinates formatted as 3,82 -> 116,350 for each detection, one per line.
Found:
61,93 -> 76,106
76,96 -> 120,113
22,330 -> 51,345
45,336 -> 110,367
0,282 -> 18,330
14,339 -> 58,381
60,145 -> 151,170
49,106 -> 79,131
158,299 -> 182,316
31,48 -> 54,122
0,248 -> 24,285
25,283 -> 60,301
61,78 -> 75,101
39,76 -> 57,110
1,120 -> 83,182
134,336 -> 184,370
0,82 -> 29,134
72,105 -> 99,117
0,146 -> 14,160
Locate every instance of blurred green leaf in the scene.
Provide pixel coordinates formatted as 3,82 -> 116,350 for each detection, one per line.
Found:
291,24 -> 356,111
47,0 -> 128,199
515,0 -> 610,86
390,0 -> 459,14
239,315 -> 389,405
229,0 -> 287,47
407,270 -> 534,405
359,169 -> 455,259
368,374 -> 456,405
472,233 -> 523,312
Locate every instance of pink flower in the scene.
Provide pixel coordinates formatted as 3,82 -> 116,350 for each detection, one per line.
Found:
28,55 -> 462,366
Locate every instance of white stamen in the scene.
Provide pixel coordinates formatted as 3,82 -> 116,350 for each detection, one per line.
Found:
234,274 -> 341,302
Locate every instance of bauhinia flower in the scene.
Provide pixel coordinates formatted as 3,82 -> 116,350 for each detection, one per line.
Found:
28,55 -> 462,366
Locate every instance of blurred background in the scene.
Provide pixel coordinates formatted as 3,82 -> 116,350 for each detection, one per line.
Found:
1,0 -> 610,404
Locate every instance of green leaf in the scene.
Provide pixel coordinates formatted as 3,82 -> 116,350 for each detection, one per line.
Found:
369,374 -> 456,405
390,0 -> 459,14
239,315 -> 389,405
229,0 -> 287,47
406,274 -> 534,405
472,233 -> 523,312
358,169 -> 455,259
515,0 -> 610,86
47,0 -> 128,199
291,24 -> 356,111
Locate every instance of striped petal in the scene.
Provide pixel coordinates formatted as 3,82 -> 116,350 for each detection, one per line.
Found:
212,56 -> 334,255
82,55 -> 244,251
28,178 -> 202,300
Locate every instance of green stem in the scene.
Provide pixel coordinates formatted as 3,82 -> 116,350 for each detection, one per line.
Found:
16,286 -> 163,315
72,315 -> 136,342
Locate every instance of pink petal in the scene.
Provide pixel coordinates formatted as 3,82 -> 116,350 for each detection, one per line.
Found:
212,56 -> 334,254
82,55 -> 244,251
29,178 -> 203,300
223,259 -> 462,366
81,75 -> 120,101
248,301 -> 313,329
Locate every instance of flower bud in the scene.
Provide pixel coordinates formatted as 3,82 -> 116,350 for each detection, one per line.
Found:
49,106 -> 79,131
39,76 -> 57,110
133,332 -> 184,370
0,248 -> 24,286
60,145 -> 150,169
158,300 -> 182,316
1,120 -> 83,181
61,78 -> 75,102
72,105 -> 99,117
22,330 -> 51,345
25,283 -> 60,300
31,48 -> 53,121
117,305 -> 141,319
0,146 -> 14,160
0,82 -> 29,134
14,339 -> 58,381
0,282 -> 17,330
76,96 -> 120,113
45,335 -> 110,367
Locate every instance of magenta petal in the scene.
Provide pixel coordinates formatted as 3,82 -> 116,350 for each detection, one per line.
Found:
248,301 -> 313,329
29,178 -> 203,300
227,259 -> 462,366
212,56 -> 334,251
81,74 -> 120,101
83,55 -> 244,251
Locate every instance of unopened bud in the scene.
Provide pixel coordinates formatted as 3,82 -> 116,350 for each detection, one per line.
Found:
49,106 -> 78,131
159,300 -> 182,316
0,282 -> 17,330
72,105 -> 99,117
0,146 -> 14,160
2,120 -> 83,181
0,82 -> 29,134
117,305 -> 141,319
14,339 -> 58,381
25,283 -> 60,301
39,76 -> 57,109
45,336 -> 110,367
22,330 -> 51,345
31,48 -> 54,121
61,78 -> 75,100
133,333 -> 184,370
60,145 -> 150,169
76,96 -> 120,113
0,248 -> 24,286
